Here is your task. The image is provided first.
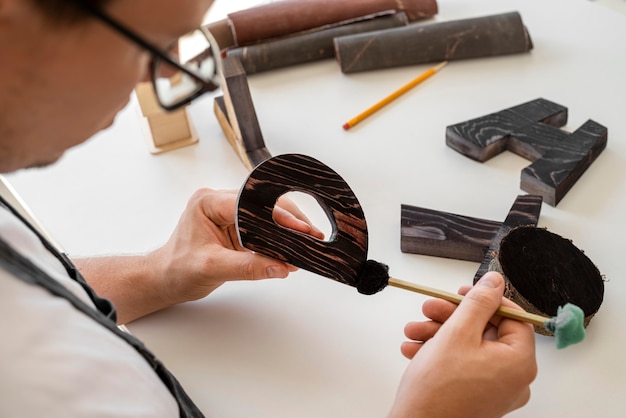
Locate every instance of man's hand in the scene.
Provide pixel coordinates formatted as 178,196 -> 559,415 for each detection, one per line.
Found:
388,272 -> 537,418
77,188 -> 324,324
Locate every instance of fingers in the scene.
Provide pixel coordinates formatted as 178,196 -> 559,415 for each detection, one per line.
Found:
458,281 -> 532,331
195,188 -> 238,227
275,194 -> 312,223
401,320 -> 444,359
400,341 -> 422,359
422,298 -> 457,323
274,195 -> 325,239
207,247 -> 292,281
409,274 -> 535,351
272,206 -> 325,239
401,285 -> 499,357
404,320 -> 442,342
194,188 -> 325,239
405,273 -> 531,348
439,271 -> 506,343
421,278 -> 523,328
183,189 -> 313,284
443,272 -> 535,350
494,310 -> 537,352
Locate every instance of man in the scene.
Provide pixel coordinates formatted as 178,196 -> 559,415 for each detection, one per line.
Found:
0,0 -> 537,417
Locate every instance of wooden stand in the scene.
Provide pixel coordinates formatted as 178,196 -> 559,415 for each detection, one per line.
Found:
135,82 -> 198,154
214,56 -> 271,171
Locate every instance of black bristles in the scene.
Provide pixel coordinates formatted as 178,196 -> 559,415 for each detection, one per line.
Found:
356,260 -> 390,295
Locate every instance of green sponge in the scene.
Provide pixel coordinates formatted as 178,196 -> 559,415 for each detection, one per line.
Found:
544,303 -> 586,349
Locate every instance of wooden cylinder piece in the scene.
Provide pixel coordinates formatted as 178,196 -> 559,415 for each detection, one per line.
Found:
226,13 -> 409,75
491,226 -> 604,335
335,11 -> 533,73
228,0 -> 438,46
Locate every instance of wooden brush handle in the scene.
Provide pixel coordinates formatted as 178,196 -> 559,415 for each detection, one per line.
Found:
388,277 -> 548,327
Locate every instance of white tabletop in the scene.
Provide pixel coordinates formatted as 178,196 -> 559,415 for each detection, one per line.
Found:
6,0 -> 626,416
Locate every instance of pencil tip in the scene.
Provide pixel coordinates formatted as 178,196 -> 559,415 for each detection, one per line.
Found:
342,123 -> 351,131
435,61 -> 448,72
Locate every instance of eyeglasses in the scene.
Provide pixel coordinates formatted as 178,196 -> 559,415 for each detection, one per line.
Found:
71,1 -> 221,111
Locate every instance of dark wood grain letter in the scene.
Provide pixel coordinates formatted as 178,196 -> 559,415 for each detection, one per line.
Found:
400,194 -> 543,280
236,154 -> 368,286
446,98 -> 608,206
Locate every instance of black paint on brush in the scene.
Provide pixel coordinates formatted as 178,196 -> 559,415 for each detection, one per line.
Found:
356,260 -> 390,295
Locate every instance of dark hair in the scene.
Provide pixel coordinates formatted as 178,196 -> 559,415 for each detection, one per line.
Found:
29,0 -> 111,24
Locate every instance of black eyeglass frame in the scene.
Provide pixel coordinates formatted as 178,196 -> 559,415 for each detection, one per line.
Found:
70,1 -> 220,111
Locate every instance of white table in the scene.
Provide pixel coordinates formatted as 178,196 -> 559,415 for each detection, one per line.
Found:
6,0 -> 626,416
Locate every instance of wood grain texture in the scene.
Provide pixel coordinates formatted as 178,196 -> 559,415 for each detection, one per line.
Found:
401,194 -> 542,271
228,0 -> 437,46
474,194 -> 543,283
400,195 -> 542,270
135,82 -> 198,154
215,56 -> 271,170
237,154 -> 368,287
204,19 -> 235,50
447,98 -> 608,206
226,12 -> 408,75
400,204 -> 501,262
214,96 -> 270,171
335,11 -> 532,73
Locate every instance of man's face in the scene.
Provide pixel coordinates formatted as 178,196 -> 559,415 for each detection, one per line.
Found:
0,0 -> 214,172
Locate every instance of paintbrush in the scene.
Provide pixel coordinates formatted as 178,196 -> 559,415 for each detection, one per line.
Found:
236,153 -> 586,350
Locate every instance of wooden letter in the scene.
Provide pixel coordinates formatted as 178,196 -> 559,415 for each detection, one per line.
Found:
446,98 -> 608,206
237,154 -> 368,286
472,194 -> 543,282
400,194 -> 543,278
401,205 -> 501,262
401,194 -> 604,333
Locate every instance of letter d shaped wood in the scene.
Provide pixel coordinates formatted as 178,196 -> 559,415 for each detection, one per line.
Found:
236,153 -> 368,287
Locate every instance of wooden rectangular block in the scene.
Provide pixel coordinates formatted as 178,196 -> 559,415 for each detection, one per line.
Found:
135,81 -> 198,154
146,111 -> 193,147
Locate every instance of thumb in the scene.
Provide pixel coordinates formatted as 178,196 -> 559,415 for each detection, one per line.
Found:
214,249 -> 292,281
442,271 -> 506,341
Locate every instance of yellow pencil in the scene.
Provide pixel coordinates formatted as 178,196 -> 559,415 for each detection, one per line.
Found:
342,61 -> 448,130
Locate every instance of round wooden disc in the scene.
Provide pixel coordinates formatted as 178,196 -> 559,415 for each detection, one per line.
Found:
496,226 -> 603,332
